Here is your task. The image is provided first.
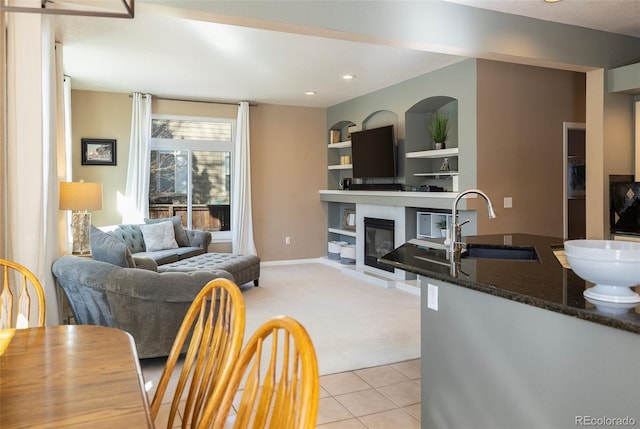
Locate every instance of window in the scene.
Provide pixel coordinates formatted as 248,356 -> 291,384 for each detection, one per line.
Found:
149,116 -> 234,241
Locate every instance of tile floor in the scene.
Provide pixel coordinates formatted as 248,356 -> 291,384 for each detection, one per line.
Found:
140,358 -> 421,429
315,359 -> 421,428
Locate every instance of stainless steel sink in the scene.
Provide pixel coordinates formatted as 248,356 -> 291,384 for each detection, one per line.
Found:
464,244 -> 539,261
405,239 -> 539,264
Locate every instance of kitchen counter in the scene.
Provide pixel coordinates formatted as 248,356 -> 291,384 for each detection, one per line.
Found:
387,234 -> 640,428
379,233 -> 640,334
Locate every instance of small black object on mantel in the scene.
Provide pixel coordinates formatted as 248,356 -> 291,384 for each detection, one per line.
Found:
417,185 -> 444,192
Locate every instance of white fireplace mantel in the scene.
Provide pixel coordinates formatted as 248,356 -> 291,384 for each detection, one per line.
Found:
319,190 -> 460,211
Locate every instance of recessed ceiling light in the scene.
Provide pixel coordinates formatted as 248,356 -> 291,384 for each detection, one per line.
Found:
342,74 -> 356,80
305,91 -> 316,95
544,0 -> 561,3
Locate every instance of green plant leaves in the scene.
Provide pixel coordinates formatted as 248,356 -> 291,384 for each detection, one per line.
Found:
428,112 -> 449,144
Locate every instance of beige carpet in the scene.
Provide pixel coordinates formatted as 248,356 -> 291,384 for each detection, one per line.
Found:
239,262 -> 420,376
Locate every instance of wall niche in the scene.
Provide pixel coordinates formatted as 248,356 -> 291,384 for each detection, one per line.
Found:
405,96 -> 459,191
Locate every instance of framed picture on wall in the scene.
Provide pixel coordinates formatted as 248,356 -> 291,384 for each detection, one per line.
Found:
81,138 -> 117,166
567,156 -> 585,198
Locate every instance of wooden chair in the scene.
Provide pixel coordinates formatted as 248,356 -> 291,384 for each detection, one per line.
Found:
0,259 -> 46,329
199,315 -> 320,429
150,277 -> 246,429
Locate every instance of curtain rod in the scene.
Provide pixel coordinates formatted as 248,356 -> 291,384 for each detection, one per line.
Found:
129,94 -> 257,107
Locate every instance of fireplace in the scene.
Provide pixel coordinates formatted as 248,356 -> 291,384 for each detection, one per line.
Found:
364,217 -> 395,272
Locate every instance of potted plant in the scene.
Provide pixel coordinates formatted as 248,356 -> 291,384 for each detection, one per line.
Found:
428,112 -> 449,150
436,219 -> 448,237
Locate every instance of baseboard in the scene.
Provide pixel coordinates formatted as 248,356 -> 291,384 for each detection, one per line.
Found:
262,257 -> 421,296
395,279 -> 421,296
342,267 -> 396,288
259,258 -> 323,266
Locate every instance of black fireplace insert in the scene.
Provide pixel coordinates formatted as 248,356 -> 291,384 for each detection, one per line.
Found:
364,217 -> 395,272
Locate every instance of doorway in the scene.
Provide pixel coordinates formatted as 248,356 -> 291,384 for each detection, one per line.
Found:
563,122 -> 586,239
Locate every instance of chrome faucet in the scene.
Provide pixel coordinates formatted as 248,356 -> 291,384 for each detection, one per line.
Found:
450,189 -> 498,261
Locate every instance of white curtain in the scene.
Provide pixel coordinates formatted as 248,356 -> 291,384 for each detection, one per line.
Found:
42,40 -> 71,325
55,43 -> 73,257
123,93 -> 152,224
59,75 -> 72,248
5,15 -> 65,325
231,101 -> 257,255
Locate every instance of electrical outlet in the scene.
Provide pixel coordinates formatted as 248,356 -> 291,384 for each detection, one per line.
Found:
285,236 -> 291,245
504,197 -> 513,208
427,283 -> 438,311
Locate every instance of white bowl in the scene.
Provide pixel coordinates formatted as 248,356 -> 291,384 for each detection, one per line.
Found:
584,296 -> 638,315
564,239 -> 640,303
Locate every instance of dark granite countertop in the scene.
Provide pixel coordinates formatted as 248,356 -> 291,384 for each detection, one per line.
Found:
379,233 -> 640,334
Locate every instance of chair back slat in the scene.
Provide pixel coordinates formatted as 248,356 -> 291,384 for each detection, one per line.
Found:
17,277 -> 32,329
0,270 -> 13,329
201,316 -> 319,429
150,278 -> 245,429
0,260 -> 45,329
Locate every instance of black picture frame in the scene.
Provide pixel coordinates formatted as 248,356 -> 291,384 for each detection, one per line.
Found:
81,138 -> 117,166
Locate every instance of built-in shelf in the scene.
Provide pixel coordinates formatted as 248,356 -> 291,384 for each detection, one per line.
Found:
414,171 -> 459,177
406,147 -> 459,159
328,164 -> 353,170
328,141 -> 351,149
417,211 -> 453,239
328,227 -> 356,237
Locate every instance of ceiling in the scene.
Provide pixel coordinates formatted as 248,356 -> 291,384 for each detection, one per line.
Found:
447,0 -> 640,39
53,0 -> 640,108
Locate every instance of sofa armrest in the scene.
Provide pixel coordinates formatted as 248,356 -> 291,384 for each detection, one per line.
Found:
186,229 -> 211,250
132,256 -> 158,272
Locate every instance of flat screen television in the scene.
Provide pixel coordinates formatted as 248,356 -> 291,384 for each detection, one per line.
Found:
350,125 -> 397,179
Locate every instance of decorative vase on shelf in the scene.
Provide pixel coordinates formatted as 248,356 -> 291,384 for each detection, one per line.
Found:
435,142 -> 444,150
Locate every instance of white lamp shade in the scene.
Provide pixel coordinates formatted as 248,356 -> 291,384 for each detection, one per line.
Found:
59,182 -> 103,211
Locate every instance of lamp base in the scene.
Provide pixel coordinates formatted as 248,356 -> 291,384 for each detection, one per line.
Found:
71,211 -> 92,255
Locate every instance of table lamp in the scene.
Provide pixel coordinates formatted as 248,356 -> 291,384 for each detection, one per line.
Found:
59,182 -> 103,255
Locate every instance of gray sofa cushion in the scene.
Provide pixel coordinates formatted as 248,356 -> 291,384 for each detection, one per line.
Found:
90,225 -> 135,268
144,215 -> 190,247
133,247 -> 205,265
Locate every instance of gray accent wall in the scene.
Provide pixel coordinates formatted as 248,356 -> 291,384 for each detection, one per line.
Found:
328,58 -> 478,191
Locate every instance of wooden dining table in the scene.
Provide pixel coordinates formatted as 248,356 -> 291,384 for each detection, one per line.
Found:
0,325 -> 154,428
